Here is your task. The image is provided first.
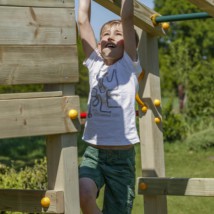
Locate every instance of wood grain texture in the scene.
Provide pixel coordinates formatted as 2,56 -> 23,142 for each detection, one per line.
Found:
0,7 -> 76,45
137,30 -> 167,214
0,95 -> 80,139
0,91 -> 62,100
0,46 -> 78,85
0,0 -> 74,7
138,177 -> 214,196
45,84 -> 80,214
46,134 -> 80,214
0,189 -> 64,213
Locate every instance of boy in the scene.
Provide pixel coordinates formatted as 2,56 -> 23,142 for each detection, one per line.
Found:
78,0 -> 142,213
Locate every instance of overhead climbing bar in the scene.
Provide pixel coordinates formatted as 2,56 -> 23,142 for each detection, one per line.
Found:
151,12 -> 212,25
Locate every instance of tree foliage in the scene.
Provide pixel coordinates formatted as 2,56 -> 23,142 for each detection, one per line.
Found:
154,0 -> 214,58
154,0 -> 214,144
0,137 -> 45,169
162,99 -> 187,143
187,60 -> 214,118
155,0 -> 214,122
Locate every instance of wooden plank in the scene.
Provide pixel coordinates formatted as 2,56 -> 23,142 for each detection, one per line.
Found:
0,96 -> 80,139
138,177 -> 214,197
0,7 -> 76,45
47,134 -> 80,214
94,0 -> 165,36
0,0 -> 74,8
137,30 -> 167,213
0,91 -> 62,100
0,46 -> 78,85
46,85 -> 80,213
0,189 -> 64,213
188,0 -> 214,17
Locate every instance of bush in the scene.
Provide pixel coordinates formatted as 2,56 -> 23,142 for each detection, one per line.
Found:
163,99 -> 187,143
0,158 -> 47,190
186,61 -> 214,119
185,127 -> 214,151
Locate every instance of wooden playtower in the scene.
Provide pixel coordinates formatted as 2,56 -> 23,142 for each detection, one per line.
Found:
0,0 -> 80,213
0,0 -> 213,213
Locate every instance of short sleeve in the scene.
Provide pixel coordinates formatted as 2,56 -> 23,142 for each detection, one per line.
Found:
83,49 -> 102,71
123,52 -> 142,77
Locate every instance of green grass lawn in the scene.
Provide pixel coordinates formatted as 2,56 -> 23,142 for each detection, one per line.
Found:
117,143 -> 213,213
78,135 -> 214,213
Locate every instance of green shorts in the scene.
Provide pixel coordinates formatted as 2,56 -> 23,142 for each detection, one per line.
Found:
79,145 -> 136,214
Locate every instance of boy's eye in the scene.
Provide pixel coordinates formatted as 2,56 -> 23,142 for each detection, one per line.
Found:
103,32 -> 110,36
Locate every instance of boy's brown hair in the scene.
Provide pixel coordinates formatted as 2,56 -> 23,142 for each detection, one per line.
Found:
100,20 -> 139,47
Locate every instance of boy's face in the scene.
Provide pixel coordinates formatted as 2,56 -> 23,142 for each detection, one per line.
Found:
98,24 -> 124,65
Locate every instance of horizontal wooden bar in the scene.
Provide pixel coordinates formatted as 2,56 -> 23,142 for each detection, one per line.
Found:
94,0 -> 165,36
0,189 -> 64,213
188,0 -> 214,17
0,95 -> 80,139
0,7 -> 76,45
0,45 -> 78,85
138,177 -> 214,197
0,0 -> 74,8
0,91 -> 62,100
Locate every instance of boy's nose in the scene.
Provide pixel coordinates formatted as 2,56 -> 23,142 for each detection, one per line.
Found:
108,35 -> 114,41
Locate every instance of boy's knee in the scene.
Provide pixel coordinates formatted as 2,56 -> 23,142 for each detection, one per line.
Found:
80,188 -> 94,206
79,178 -> 98,206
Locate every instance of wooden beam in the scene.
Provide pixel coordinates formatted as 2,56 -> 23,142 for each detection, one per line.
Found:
137,30 -> 167,213
0,7 -> 76,45
0,0 -> 74,7
0,46 -> 78,85
93,0 -> 165,36
0,91 -> 62,100
46,86 -> 80,213
47,134 -> 80,214
0,95 -> 80,139
138,177 -> 214,196
0,189 -> 64,213
188,0 -> 214,17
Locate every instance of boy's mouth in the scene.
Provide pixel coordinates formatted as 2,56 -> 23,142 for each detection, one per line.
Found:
105,43 -> 116,48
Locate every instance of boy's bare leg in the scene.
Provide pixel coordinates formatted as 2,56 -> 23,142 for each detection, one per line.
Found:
79,178 -> 102,214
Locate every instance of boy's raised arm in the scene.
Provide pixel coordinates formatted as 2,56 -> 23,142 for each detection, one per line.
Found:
121,0 -> 138,61
78,0 -> 97,58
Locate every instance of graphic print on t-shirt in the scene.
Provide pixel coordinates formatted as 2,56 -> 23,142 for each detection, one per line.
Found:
88,68 -> 121,118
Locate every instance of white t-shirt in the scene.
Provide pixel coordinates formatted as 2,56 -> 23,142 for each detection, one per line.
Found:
82,49 -> 142,146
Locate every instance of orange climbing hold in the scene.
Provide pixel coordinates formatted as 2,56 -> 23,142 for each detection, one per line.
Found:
139,182 -> 148,190
68,109 -> 78,119
41,196 -> 51,208
154,117 -> 161,124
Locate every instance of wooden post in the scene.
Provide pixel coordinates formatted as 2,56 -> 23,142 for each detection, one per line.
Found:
46,84 -> 80,214
137,30 -> 167,214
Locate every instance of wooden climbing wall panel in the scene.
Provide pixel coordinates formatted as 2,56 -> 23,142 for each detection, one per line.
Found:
0,4 -> 78,86
0,1 -> 81,213
0,95 -> 80,139
0,0 -> 74,7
